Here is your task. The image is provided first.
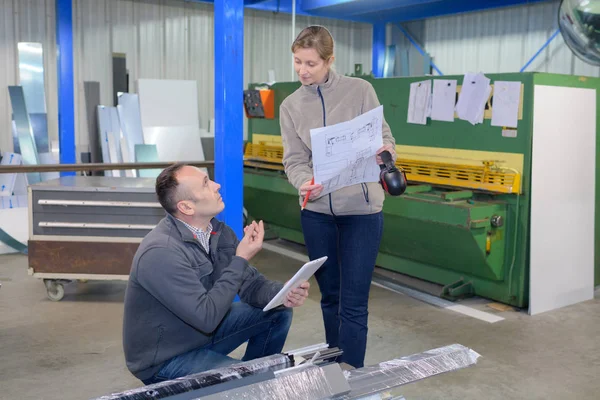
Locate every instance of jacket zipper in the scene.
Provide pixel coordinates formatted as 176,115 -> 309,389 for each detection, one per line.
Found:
361,183 -> 370,203
317,86 -> 326,126
317,86 -> 335,216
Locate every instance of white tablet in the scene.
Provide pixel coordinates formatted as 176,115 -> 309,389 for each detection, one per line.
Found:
263,256 -> 328,312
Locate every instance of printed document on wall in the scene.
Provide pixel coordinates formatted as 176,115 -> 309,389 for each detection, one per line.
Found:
491,81 -> 521,128
311,105 -> 384,196
455,73 -> 491,125
431,79 -> 457,122
407,80 -> 431,125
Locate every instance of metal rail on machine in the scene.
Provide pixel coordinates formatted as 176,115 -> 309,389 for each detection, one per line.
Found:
244,142 -> 521,194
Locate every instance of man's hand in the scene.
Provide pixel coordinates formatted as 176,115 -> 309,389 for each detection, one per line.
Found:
236,220 -> 264,261
283,281 -> 310,308
376,143 -> 396,165
300,180 -> 324,200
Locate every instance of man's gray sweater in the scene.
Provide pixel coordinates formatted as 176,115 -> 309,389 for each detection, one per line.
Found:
122,214 -> 283,381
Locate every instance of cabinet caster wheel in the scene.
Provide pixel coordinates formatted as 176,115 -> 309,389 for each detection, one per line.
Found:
44,279 -> 65,302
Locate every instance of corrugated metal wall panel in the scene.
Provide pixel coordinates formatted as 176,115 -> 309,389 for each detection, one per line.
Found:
187,4 -> 215,132
0,0 -> 18,153
0,0 -> 57,153
419,0 -> 600,78
301,14 -> 372,78
1,0 -> 372,153
163,1 -> 189,80
73,0 -> 111,155
243,10 -> 372,84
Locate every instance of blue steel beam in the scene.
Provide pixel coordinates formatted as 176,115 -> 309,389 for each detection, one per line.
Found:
214,0 -> 244,240
372,24 -> 386,78
56,0 -> 76,175
249,0 -> 550,23
351,0 -> 550,22
520,29 -> 561,72
302,0 -> 440,15
191,0 -> 365,21
301,0 -> 356,10
245,0 -> 370,21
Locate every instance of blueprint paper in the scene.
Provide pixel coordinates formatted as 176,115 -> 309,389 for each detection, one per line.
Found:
311,106 -> 384,196
407,80 -> 431,125
491,81 -> 521,128
455,73 -> 491,125
431,79 -> 457,122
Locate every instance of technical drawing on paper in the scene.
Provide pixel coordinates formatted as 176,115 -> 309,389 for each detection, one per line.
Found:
324,117 -> 379,158
310,105 -> 384,196
316,159 -> 347,182
320,149 -> 379,194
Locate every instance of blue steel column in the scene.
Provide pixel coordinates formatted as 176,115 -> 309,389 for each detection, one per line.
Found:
214,0 -> 244,239
372,23 -> 386,78
56,0 -> 76,175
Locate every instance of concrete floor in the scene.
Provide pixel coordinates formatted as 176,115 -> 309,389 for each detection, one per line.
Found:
1,244 -> 599,400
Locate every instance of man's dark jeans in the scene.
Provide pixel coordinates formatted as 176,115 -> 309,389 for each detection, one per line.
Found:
300,209 -> 384,368
142,302 -> 292,385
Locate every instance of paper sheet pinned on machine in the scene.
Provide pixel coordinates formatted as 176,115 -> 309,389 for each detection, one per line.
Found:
491,81 -> 521,128
407,79 -> 431,125
455,73 -> 491,125
431,79 -> 457,122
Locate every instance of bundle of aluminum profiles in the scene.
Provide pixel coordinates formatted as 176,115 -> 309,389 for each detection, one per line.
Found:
94,344 -> 480,400
94,354 -> 293,400
341,344 -> 481,399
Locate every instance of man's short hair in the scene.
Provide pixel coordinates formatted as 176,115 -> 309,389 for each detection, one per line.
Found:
155,163 -> 192,215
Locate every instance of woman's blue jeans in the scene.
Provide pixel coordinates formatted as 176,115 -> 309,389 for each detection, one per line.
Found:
300,208 -> 384,368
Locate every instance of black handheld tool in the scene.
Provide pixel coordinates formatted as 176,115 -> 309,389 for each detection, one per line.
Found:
379,151 -> 407,196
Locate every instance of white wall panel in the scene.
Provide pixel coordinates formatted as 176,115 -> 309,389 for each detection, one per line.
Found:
530,85 -> 596,315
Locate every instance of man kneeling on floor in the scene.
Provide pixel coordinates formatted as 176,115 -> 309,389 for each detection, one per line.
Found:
122,163 -> 310,385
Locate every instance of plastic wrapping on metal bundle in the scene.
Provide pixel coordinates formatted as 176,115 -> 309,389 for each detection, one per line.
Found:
201,365 -> 342,400
92,354 -> 290,400
340,344 -> 480,399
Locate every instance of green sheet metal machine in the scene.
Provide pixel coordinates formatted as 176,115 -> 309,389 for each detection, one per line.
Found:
242,72 -> 600,308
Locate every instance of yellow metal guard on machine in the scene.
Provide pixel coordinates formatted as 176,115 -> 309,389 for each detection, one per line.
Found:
244,142 -> 521,194
397,159 -> 521,194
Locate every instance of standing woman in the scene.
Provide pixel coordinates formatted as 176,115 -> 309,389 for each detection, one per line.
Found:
280,25 -> 396,368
